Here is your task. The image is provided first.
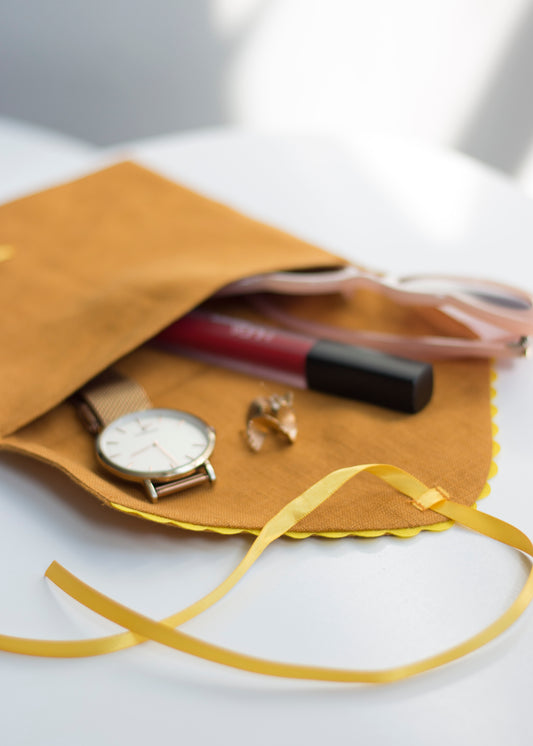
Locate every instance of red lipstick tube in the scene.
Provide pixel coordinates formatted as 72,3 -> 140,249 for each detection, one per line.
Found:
154,310 -> 433,413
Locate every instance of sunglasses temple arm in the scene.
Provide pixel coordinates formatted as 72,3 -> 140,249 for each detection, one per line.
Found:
248,296 -> 528,360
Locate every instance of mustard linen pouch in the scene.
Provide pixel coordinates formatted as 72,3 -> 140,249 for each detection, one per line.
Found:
0,161 -> 496,536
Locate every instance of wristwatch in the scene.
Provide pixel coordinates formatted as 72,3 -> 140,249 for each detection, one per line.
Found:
75,369 -> 216,503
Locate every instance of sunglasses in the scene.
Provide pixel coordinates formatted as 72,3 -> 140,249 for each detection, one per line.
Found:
215,265 -> 533,360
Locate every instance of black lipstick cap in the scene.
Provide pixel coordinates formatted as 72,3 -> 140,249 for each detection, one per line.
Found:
306,340 -> 433,413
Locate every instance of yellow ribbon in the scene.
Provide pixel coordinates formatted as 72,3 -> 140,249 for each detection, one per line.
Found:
0,244 -> 14,262
1,463 -> 532,683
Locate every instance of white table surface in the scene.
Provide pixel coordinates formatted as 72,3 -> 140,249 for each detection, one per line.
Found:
1,122 -> 533,745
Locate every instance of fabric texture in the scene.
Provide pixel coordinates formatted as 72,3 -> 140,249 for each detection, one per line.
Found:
0,162 -> 495,536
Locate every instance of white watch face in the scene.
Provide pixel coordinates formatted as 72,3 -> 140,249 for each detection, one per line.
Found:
96,408 -> 215,482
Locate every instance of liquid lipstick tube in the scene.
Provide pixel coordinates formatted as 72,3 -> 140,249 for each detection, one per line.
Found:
154,310 -> 433,413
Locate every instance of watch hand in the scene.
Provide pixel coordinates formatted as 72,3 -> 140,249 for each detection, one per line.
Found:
136,417 -> 156,432
130,442 -> 156,458
153,441 -> 179,467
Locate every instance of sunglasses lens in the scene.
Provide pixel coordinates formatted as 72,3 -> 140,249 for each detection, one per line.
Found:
400,276 -> 532,311
467,289 -> 531,310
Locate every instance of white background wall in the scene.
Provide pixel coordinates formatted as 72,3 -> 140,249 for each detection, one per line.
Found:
2,0 -> 533,192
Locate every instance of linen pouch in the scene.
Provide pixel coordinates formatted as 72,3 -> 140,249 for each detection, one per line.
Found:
0,162 -> 496,537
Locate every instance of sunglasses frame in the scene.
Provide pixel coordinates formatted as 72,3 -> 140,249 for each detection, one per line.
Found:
215,265 -> 533,359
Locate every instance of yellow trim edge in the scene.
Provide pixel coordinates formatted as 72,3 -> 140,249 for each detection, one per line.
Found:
107,500 -> 455,539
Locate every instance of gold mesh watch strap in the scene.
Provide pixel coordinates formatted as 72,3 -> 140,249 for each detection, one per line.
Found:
77,369 -> 152,433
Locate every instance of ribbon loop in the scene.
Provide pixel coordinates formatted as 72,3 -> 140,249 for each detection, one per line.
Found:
412,486 -> 450,511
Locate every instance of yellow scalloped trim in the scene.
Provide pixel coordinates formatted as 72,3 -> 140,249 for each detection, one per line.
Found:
109,366 -> 500,540
107,501 -> 456,539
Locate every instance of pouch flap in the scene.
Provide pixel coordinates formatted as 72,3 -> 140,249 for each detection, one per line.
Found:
0,161 -> 340,436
